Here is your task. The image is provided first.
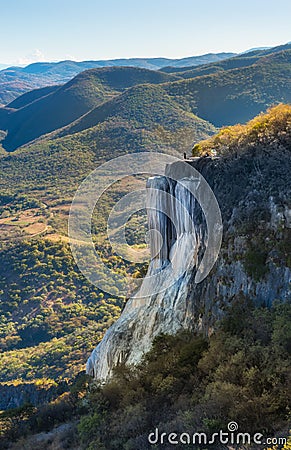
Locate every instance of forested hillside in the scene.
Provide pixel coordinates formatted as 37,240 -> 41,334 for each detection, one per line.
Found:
0,67 -> 179,151
0,45 -> 290,152
0,52 -> 235,105
0,105 -> 290,449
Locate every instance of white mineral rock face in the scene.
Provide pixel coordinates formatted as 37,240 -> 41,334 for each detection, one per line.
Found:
86,170 -> 205,381
86,161 -> 291,381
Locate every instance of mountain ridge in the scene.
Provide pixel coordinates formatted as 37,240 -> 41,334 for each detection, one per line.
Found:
0,67 -> 180,151
1,47 -> 290,152
0,52 -> 236,105
160,42 -> 291,76
163,49 -> 291,126
33,48 -> 291,148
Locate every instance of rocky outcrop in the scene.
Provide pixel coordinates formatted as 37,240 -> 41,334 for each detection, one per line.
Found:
87,151 -> 291,381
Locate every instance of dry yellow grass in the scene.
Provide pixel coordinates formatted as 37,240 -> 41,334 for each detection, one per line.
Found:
193,103 -> 291,156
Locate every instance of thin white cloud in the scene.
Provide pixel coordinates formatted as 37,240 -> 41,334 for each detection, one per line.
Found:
64,54 -> 77,61
16,49 -> 46,66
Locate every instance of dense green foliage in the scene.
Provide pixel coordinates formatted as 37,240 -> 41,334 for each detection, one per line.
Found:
54,83 -> 215,143
0,239 -> 121,382
1,301 -> 290,449
76,300 -> 291,449
7,85 -> 60,109
164,50 -> 291,127
0,102 -> 215,203
0,67 -> 179,151
0,240 -> 121,351
0,233 -> 149,383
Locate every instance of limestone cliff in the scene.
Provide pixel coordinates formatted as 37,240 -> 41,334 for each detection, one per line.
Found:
87,146 -> 291,381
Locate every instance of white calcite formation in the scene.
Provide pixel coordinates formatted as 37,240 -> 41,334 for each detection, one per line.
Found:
87,158 -> 291,381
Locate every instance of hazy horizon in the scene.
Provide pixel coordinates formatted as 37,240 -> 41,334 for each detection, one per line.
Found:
1,0 -> 290,66
1,44 -> 290,69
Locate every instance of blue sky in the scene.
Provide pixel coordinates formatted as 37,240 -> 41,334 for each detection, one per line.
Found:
1,0 -> 290,65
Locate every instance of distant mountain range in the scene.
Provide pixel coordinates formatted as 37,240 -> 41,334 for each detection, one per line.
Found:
160,42 -> 291,73
0,53 -> 236,105
2,43 -> 289,106
0,43 -> 290,153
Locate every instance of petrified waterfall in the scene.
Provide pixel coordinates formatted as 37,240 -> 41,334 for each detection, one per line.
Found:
86,157 -> 290,381
86,162 -> 208,380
